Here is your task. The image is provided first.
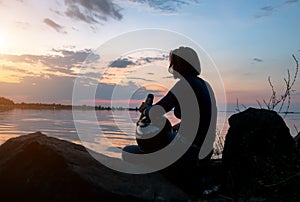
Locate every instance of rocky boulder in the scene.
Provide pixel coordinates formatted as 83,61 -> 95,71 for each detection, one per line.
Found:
295,132 -> 300,147
0,132 -> 190,202
222,108 -> 299,199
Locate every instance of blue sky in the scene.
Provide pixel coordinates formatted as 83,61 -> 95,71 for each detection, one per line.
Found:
0,0 -> 299,110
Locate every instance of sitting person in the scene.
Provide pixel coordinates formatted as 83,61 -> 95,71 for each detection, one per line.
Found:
122,47 -> 217,173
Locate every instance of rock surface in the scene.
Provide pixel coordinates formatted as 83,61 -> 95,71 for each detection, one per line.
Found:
0,132 -> 191,202
222,108 -> 299,199
295,131 -> 300,147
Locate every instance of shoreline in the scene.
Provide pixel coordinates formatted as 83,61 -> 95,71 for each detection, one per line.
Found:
0,104 -> 139,111
2,104 -> 300,114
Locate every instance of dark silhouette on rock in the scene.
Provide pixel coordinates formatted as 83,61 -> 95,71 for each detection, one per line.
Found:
0,132 -> 190,202
222,108 -> 299,199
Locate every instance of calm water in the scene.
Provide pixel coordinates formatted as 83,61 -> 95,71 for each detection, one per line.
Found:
0,109 -> 299,158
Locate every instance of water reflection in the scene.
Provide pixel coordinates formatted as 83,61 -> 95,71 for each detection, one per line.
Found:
0,109 -> 299,158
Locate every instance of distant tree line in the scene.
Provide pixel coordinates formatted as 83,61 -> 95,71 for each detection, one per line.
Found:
95,105 -> 138,111
0,97 -> 138,111
0,97 -> 14,105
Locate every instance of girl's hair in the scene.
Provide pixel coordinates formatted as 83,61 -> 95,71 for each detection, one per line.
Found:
169,46 -> 201,77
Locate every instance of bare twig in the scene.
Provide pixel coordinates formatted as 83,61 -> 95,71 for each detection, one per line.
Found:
294,124 -> 299,135
237,55 -> 298,115
256,100 -> 262,109
263,99 -> 269,109
267,76 -> 277,110
262,54 -> 299,116
235,98 -> 241,112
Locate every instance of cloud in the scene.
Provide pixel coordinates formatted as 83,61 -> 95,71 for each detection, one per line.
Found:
1,0 -> 24,2
109,58 -> 135,68
126,77 -> 155,82
2,0 -> 198,32
0,69 -> 164,104
284,0 -> 299,5
50,48 -> 100,65
73,80 -> 166,106
124,0 -> 199,12
50,8 -> 63,16
1,66 -> 30,74
0,54 -> 41,64
261,6 -> 274,12
0,0 -> 122,29
95,81 -> 165,100
1,50 -> 170,104
0,75 -> 75,103
254,6 -> 275,18
108,54 -> 168,68
243,72 -> 256,76
15,21 -> 31,30
253,57 -> 263,62
64,0 -> 122,24
43,18 -> 67,34
131,84 -> 166,99
1,49 -> 99,69
0,49 -> 100,79
141,55 -> 168,63
255,0 -> 299,18
162,76 -> 173,79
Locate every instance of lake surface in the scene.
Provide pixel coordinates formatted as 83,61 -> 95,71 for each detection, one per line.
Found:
0,109 -> 299,158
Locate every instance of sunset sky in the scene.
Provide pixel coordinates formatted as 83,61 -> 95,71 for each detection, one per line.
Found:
0,0 -> 300,111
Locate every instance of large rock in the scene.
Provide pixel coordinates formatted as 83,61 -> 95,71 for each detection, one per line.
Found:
222,108 -> 299,198
295,132 -> 300,147
0,132 -> 190,202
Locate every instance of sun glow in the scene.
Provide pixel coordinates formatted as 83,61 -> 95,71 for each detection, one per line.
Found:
0,33 -> 4,50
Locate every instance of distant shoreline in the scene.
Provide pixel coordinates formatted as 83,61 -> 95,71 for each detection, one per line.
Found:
0,103 -> 139,111
1,103 -> 300,114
